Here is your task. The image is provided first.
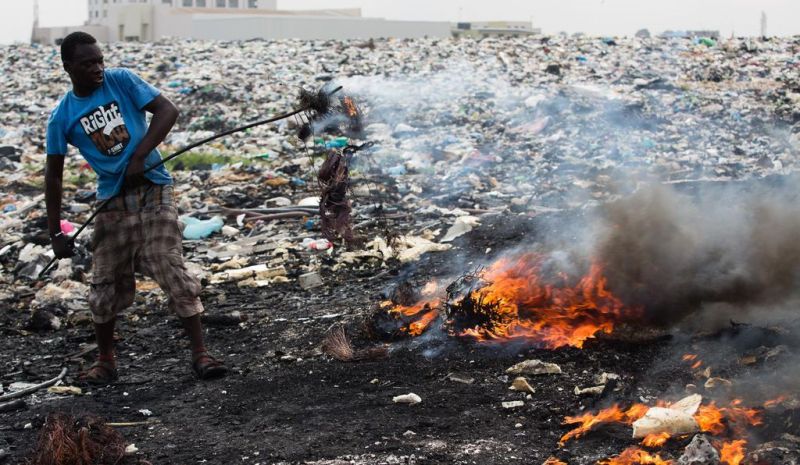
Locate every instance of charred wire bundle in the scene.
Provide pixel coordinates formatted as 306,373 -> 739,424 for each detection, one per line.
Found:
322,325 -> 388,362
319,144 -> 376,246
318,147 -> 355,245
297,88 -> 364,141
27,412 -> 127,465
444,268 -> 509,335
297,87 -> 371,247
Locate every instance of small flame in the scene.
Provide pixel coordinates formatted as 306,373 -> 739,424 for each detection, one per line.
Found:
695,401 -> 762,436
598,447 -> 672,465
719,440 -> 747,465
641,432 -> 671,448
681,354 -> 704,369
382,280 -> 443,336
343,96 -> 358,117
560,403 -> 649,445
544,457 -> 568,465
763,396 -> 787,408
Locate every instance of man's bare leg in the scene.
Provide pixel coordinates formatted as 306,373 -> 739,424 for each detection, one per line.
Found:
182,314 -> 228,379
80,318 -> 118,383
181,314 -> 206,354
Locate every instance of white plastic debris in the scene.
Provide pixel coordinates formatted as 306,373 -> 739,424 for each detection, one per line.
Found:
502,401 -> 525,409
209,264 -> 286,284
392,393 -> 422,405
440,215 -> 480,243
632,394 -> 702,438
506,359 -> 562,376
221,225 -> 240,237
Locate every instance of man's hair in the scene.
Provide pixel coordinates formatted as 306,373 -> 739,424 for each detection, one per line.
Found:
60,31 -> 97,64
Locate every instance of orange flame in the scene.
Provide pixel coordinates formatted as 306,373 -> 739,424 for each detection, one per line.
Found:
561,403 -> 649,445
641,432 -> 671,448
544,457 -> 568,465
456,253 -> 638,348
381,253 -> 637,346
763,396 -> 787,408
598,447 -> 672,465
383,280 -> 442,336
681,354 -> 704,369
695,401 -> 762,436
343,96 -> 358,117
719,440 -> 747,465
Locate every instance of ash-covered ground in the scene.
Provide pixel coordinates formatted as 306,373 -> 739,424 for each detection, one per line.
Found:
1,35 -> 800,464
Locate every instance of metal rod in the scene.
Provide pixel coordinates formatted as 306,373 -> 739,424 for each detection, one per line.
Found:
0,367 -> 68,402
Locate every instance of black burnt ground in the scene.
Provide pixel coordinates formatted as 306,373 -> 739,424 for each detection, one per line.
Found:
1,213 -> 799,464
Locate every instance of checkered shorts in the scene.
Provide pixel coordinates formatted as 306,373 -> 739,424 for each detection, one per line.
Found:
88,183 -> 204,324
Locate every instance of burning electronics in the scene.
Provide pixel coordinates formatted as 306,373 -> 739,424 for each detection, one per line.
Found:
371,252 -> 639,348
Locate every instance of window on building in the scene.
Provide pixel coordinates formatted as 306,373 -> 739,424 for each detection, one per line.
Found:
247,0 -> 257,7
196,0 -> 206,6
228,0 -> 239,7
216,0 -> 225,6
162,0 -> 173,4
182,0 -> 192,6
103,9 -> 107,17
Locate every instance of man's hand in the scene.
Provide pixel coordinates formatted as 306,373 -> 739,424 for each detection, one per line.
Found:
124,155 -> 147,189
51,232 -> 76,259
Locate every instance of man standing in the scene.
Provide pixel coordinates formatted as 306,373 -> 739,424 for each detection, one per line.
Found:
45,31 -> 227,383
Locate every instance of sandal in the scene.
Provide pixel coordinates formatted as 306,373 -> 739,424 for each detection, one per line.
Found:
79,360 -> 118,385
192,351 -> 228,380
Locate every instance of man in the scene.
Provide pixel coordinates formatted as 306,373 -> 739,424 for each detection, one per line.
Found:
45,31 -> 227,383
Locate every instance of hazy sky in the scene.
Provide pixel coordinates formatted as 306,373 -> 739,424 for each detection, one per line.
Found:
2,0 -> 798,44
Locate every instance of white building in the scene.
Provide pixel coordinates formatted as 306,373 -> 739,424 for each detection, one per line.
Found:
452,21 -> 540,38
87,0 -> 277,24
32,1 -> 451,44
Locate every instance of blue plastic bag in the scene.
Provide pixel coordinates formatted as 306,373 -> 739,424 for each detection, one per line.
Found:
180,216 -> 224,240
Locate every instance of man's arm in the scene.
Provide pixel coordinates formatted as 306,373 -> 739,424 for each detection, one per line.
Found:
125,94 -> 179,179
45,154 -> 74,258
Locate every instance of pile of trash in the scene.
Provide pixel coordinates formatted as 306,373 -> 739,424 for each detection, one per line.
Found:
0,35 -> 799,320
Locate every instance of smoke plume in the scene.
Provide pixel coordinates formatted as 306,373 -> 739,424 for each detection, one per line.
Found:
595,179 -> 800,328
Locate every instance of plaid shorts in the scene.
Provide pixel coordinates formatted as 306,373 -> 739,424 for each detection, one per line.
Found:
88,183 -> 204,324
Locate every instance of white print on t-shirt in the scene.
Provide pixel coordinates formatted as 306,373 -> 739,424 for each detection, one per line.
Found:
79,101 -> 130,157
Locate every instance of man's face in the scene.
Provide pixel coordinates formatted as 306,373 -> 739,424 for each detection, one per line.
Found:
64,43 -> 105,90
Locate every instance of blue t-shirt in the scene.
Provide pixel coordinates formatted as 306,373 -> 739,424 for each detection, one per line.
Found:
46,68 -> 173,200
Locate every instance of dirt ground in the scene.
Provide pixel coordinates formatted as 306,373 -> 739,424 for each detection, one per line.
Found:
1,213 -> 798,465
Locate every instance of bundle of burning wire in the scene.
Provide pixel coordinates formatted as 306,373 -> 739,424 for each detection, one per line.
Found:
296,86 -> 370,247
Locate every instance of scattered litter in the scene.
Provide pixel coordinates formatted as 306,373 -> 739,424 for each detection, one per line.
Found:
181,216 -> 224,240
632,394 -> 702,438
506,359 -> 562,376
509,377 -> 535,394
502,401 -> 525,409
393,393 -> 422,405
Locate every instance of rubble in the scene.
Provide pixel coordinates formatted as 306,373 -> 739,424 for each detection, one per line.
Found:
509,377 -> 535,394
298,271 -> 324,290
506,360 -> 562,376
679,435 -> 720,465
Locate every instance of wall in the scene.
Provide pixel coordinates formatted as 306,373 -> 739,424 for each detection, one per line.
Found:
32,25 -> 110,45
188,14 -> 452,40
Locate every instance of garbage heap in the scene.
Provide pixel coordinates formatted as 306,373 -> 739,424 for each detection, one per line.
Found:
0,35 -> 798,321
